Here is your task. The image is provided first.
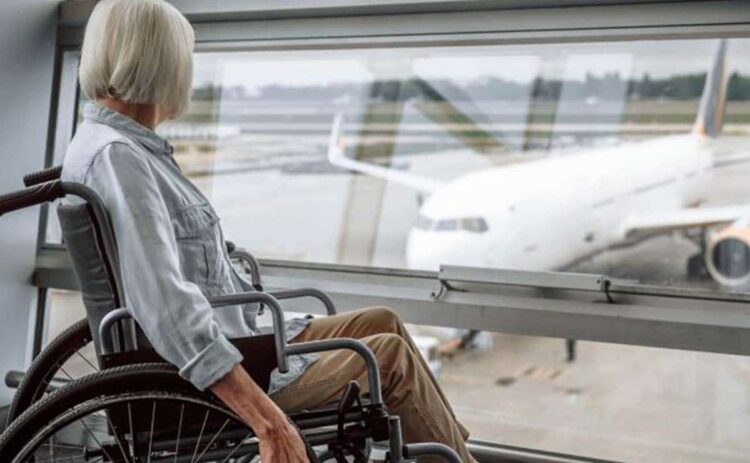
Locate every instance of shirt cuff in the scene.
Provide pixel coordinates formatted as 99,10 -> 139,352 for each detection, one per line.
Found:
178,335 -> 243,391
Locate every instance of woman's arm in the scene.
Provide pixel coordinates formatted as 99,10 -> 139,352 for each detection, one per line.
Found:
211,365 -> 309,462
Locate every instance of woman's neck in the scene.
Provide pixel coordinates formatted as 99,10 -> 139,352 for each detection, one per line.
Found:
97,99 -> 163,131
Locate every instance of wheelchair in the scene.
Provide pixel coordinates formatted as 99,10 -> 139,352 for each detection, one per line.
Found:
0,166 -> 463,463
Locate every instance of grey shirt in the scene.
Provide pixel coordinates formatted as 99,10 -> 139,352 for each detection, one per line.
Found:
62,103 -> 316,393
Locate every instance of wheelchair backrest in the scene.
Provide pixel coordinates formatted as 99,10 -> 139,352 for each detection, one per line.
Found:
57,204 -> 148,353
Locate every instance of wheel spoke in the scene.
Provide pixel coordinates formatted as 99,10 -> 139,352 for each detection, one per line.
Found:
195,418 -> 230,462
48,393 -> 117,463
37,376 -> 52,396
128,403 -> 135,458
147,400 -> 157,463
191,410 -> 210,463
32,453 -> 75,463
58,365 -> 73,381
74,349 -> 99,373
29,453 -> 50,463
105,406 -> 132,463
220,431 -> 254,463
76,418 -> 116,463
174,404 -> 184,463
14,391 -> 251,463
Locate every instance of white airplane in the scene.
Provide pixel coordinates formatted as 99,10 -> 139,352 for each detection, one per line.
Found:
328,40 -> 750,287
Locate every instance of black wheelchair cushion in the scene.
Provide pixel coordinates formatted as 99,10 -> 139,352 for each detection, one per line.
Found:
100,334 -> 279,393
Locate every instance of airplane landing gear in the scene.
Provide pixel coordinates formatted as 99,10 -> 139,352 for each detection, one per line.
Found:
686,253 -> 708,280
684,228 -> 709,280
566,339 -> 577,363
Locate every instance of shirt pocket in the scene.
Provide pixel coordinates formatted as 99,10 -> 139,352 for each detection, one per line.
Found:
172,203 -> 221,288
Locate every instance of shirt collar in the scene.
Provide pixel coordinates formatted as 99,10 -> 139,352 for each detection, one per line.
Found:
84,102 -> 174,156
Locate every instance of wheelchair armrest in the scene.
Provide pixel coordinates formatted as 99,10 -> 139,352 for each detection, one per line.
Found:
404,443 -> 462,463
209,292 -> 289,373
270,288 -> 337,316
285,338 -> 384,407
100,291 -> 292,373
225,243 -> 336,315
227,243 -> 262,288
99,308 -> 134,356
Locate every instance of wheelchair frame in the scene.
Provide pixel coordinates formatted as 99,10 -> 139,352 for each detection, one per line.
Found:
0,166 -> 463,463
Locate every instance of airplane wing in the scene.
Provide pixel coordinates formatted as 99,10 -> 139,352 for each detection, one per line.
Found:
625,204 -> 750,236
326,114 -> 443,194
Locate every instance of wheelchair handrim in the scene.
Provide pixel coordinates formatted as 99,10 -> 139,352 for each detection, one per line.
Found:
12,391 -> 253,463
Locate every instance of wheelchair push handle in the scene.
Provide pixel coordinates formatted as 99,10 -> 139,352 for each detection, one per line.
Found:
23,165 -> 63,187
0,181 -> 65,217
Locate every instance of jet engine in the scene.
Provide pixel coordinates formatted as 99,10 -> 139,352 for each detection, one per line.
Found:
705,223 -> 750,287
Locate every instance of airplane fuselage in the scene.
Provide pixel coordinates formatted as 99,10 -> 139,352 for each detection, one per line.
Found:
406,134 -> 713,271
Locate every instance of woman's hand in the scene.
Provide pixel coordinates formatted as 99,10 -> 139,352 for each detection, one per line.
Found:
210,364 -> 310,463
258,418 -> 310,462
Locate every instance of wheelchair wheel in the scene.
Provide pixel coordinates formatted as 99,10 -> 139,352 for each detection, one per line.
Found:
6,318 -> 96,426
0,363 -> 319,463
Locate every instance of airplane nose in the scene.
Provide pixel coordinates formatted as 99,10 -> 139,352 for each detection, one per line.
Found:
406,230 -> 442,271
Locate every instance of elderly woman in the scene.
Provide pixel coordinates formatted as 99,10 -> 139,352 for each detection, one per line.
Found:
63,0 -> 475,461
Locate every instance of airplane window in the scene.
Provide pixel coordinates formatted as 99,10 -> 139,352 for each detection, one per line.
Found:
416,216 -> 488,232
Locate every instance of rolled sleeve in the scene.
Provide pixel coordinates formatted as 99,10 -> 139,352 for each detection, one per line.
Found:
85,143 -> 242,390
179,334 -> 243,391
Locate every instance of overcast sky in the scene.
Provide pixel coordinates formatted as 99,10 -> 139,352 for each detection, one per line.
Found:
193,38 -> 750,93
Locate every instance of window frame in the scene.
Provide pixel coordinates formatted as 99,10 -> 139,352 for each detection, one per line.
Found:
41,0 -> 750,360
36,2 -> 750,460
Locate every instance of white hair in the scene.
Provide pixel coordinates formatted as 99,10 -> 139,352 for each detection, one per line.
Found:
79,0 -> 195,118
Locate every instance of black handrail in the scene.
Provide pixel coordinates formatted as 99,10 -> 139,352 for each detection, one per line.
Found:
0,181 -> 65,216
23,165 -> 63,187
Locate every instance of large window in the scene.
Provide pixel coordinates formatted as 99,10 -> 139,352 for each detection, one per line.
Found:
127,38 -> 750,292
41,13 -> 750,461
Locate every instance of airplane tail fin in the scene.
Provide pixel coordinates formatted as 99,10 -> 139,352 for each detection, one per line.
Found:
694,39 -> 729,138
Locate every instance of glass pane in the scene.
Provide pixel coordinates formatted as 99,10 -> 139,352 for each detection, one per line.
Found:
431,328 -> 750,462
44,50 -> 81,245
46,289 -> 86,344
39,289 -> 750,462
147,38 -> 750,292
44,289 -> 97,381
47,35 -> 750,462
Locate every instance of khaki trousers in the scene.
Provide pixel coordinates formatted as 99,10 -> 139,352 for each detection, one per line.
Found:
271,307 -> 476,463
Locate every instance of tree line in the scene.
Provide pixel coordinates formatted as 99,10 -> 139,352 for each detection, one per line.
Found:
192,72 -> 750,102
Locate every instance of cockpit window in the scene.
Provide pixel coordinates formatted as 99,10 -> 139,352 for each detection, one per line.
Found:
416,216 -> 433,230
416,216 -> 488,233
461,217 -> 489,233
436,219 -> 458,231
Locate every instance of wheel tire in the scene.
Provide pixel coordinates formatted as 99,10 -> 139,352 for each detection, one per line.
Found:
0,406 -> 8,434
6,317 -> 92,426
0,362 -> 319,462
